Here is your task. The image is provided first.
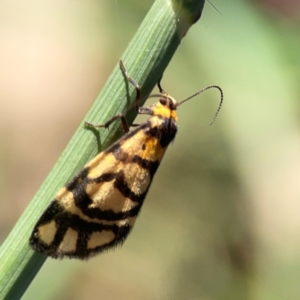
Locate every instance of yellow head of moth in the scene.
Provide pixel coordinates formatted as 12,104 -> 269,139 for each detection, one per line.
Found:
29,60 -> 223,259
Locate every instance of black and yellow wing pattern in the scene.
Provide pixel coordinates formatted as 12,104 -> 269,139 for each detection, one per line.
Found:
29,60 -> 223,259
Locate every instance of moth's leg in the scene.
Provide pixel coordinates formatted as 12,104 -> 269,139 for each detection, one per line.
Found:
157,77 -> 166,94
119,60 -> 141,111
85,60 -> 141,133
85,114 -> 129,133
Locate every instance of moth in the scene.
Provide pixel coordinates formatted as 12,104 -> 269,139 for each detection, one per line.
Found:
29,60 -> 223,259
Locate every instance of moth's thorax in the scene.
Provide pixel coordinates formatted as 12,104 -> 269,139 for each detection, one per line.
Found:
147,115 -> 178,149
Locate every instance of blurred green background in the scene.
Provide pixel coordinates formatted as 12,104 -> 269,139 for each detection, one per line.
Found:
1,0 -> 300,299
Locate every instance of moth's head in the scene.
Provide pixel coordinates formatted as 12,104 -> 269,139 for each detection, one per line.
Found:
138,81 -> 179,121
158,93 -> 177,110
138,90 -> 178,121
151,92 -> 178,120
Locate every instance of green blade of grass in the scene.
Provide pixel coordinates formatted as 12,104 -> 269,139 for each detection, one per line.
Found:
0,0 -> 205,298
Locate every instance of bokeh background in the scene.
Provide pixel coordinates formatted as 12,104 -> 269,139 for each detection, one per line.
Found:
1,0 -> 300,299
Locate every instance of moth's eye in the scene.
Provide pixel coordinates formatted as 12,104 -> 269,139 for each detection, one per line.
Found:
159,98 -> 167,105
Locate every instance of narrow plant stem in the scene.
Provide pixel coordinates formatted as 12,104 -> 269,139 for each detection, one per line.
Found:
0,0 -> 205,299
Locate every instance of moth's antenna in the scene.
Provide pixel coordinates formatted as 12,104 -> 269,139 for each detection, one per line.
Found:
208,85 -> 223,125
207,0 -> 223,17
177,85 -> 223,126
